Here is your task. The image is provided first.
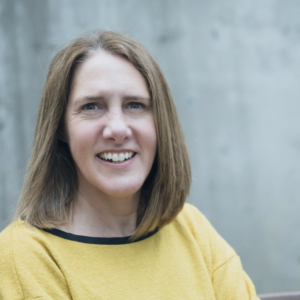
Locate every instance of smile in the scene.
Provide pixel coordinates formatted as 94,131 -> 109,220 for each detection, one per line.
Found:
97,152 -> 136,163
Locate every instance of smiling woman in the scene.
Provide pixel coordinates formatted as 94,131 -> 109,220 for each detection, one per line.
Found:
0,31 -> 259,299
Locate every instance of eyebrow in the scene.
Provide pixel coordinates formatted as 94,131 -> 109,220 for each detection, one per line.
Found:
74,95 -> 151,105
123,95 -> 150,102
74,95 -> 105,105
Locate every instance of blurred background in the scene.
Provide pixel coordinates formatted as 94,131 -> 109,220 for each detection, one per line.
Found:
1,0 -> 300,294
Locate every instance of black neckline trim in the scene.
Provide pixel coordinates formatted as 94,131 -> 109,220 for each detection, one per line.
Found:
41,227 -> 159,245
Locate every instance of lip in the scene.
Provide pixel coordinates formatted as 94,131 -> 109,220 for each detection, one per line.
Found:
97,149 -> 136,155
96,152 -> 137,168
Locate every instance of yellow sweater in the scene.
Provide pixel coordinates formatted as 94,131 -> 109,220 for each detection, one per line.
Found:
0,204 -> 259,299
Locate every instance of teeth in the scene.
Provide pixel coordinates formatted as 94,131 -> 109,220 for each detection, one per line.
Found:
98,152 -> 135,162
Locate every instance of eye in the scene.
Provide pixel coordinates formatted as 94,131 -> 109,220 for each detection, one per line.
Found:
127,102 -> 145,109
82,103 -> 98,110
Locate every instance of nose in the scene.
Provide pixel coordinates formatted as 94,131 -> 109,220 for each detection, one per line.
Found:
103,112 -> 131,144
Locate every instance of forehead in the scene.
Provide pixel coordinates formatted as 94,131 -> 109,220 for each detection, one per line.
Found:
69,50 -> 149,101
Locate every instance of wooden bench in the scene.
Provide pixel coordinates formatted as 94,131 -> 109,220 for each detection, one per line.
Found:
258,291 -> 300,300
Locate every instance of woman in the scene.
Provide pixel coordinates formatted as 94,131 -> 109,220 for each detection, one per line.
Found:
0,31 -> 259,299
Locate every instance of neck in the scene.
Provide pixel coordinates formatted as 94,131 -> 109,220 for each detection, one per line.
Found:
58,185 -> 140,238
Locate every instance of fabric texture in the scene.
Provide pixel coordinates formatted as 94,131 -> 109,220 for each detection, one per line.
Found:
0,203 -> 259,300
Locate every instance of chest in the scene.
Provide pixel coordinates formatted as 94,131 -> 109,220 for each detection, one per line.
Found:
55,236 -> 215,299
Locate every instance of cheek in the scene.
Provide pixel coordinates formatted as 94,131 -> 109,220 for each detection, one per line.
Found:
141,120 -> 157,155
148,129 -> 157,152
66,120 -> 98,158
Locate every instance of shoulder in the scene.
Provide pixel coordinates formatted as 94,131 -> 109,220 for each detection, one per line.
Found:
173,205 -> 259,299
0,222 -> 16,265
0,220 -> 71,299
171,203 -> 237,272
0,219 -> 63,277
176,202 -> 208,225
0,219 -> 67,267
0,220 -> 30,299
0,219 -> 47,253
0,220 -> 29,257
174,202 -> 220,238
0,219 -> 47,268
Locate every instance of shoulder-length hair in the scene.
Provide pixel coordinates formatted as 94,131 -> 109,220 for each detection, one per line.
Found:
15,31 -> 191,240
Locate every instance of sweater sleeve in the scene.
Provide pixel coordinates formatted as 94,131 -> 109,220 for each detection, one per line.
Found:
0,226 -> 24,300
183,204 -> 260,300
0,222 -> 72,300
212,255 -> 259,300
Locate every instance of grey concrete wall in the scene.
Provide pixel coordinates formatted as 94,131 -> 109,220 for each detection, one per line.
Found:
1,0 -> 300,293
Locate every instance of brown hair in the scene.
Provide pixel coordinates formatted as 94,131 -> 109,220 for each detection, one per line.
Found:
14,31 -> 191,240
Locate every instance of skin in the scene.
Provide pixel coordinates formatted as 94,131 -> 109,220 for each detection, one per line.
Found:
59,50 -> 157,237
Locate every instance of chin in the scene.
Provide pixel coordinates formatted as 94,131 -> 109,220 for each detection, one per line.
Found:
97,181 -> 144,199
102,189 -> 141,199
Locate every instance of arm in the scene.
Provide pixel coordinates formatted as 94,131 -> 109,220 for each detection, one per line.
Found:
0,222 -> 72,300
212,254 -> 259,299
185,204 -> 260,300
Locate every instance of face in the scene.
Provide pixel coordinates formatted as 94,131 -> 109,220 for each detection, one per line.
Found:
65,51 -> 157,200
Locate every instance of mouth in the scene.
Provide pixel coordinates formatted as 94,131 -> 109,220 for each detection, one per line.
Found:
97,151 -> 136,163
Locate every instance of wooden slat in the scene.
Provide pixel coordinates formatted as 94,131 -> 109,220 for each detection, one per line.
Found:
258,291 -> 300,300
